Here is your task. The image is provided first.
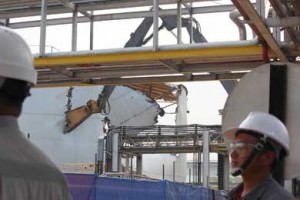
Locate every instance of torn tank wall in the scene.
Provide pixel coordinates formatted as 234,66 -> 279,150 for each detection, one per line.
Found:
18,85 -> 168,174
107,86 -> 163,126
19,86 -> 104,171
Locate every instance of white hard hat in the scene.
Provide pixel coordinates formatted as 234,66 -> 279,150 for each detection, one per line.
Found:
0,26 -> 37,84
223,111 -> 289,154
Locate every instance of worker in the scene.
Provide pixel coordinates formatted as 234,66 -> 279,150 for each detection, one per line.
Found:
0,26 -> 71,199
223,111 -> 295,200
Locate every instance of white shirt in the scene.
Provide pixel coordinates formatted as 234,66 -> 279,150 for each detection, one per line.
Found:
0,116 -> 72,200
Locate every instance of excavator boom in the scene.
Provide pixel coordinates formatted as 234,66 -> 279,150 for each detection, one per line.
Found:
64,100 -> 100,133
64,86 -> 115,133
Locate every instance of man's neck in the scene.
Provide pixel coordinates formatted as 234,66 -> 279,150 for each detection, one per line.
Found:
241,170 -> 270,195
0,106 -> 20,117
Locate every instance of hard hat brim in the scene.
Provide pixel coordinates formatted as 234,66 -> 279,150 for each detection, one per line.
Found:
223,127 -> 240,141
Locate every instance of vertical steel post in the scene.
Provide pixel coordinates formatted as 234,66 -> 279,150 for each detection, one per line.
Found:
90,12 -> 94,50
189,3 -> 193,43
125,156 -> 129,172
256,0 -> 266,18
103,137 -> 107,173
153,0 -> 159,51
269,64 -> 287,186
130,156 -> 133,179
292,179 -> 298,196
271,9 -> 281,43
72,7 -> 78,51
189,168 -> 191,184
97,137 -> 105,175
217,154 -> 224,190
40,0 -> 47,55
203,131 -> 210,187
198,150 -> 201,185
162,164 -> 165,180
136,155 -> 142,175
112,133 -> 119,172
173,161 -> 175,181
94,153 -> 98,174
177,0 -> 182,44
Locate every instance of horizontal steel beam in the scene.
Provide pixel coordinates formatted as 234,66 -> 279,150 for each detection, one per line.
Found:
0,0 -> 215,19
35,72 -> 246,87
37,62 -> 256,80
8,5 -> 236,28
121,143 -> 227,154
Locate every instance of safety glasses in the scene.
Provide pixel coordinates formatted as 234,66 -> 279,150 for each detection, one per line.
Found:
229,142 -> 256,154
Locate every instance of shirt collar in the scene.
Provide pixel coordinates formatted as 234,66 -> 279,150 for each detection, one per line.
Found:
226,176 -> 274,200
241,176 -> 273,200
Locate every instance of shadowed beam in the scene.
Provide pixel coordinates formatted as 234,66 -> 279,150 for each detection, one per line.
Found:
232,0 -> 288,61
159,59 -> 192,80
56,0 -> 91,19
49,66 -> 74,78
36,72 -> 246,87
269,0 -> 300,46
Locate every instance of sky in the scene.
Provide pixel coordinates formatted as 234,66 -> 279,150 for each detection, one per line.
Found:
158,81 -> 228,125
13,1 -> 242,126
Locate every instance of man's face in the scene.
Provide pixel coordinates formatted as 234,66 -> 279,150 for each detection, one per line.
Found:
229,132 -> 259,173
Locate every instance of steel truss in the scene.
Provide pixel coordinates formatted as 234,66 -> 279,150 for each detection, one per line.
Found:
108,124 -> 226,155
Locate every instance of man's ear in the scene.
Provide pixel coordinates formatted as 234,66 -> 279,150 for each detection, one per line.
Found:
259,151 -> 276,166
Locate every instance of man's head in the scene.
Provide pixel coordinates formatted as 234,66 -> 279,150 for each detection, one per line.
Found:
223,111 -> 289,176
0,26 -> 37,116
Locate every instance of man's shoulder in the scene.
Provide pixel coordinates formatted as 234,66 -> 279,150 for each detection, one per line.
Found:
227,178 -> 295,200
267,178 -> 295,199
258,177 -> 295,200
0,129 -> 66,183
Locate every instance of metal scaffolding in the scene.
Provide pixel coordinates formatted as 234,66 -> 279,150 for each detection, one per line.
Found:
108,124 -> 226,154
104,124 -> 227,186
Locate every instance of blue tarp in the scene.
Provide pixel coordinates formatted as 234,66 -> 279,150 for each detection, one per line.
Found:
65,173 -> 225,200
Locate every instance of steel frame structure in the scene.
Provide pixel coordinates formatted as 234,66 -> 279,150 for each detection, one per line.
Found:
0,0 -> 298,87
108,124 -> 226,155
106,124 -> 226,186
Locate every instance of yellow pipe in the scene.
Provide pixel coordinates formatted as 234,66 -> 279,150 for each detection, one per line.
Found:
34,45 -> 263,68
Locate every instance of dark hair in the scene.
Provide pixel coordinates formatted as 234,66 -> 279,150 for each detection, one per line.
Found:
0,78 -> 31,108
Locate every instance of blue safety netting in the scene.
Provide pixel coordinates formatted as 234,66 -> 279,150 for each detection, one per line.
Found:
65,173 -> 225,200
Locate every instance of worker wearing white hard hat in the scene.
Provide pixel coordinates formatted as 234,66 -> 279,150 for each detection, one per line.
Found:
0,26 -> 71,200
223,111 -> 294,200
